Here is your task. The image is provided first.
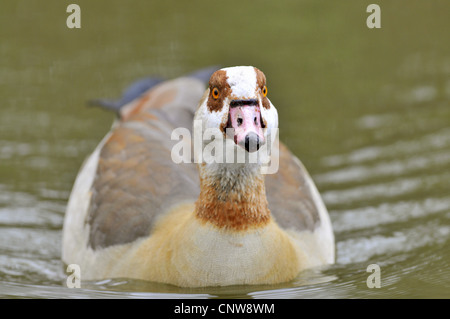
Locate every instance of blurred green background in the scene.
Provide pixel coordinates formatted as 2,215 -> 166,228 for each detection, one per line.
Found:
0,0 -> 449,298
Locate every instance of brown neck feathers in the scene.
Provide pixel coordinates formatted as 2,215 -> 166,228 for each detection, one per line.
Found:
195,166 -> 271,231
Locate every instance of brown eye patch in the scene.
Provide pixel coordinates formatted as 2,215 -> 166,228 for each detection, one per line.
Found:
254,67 -> 270,109
207,70 -> 231,112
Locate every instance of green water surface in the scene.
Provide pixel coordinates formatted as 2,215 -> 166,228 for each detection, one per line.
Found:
0,0 -> 449,299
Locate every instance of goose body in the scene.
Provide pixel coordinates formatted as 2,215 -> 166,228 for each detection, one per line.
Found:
62,66 -> 334,287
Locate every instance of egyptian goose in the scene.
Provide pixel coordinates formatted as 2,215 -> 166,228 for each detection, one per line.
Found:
62,66 -> 335,287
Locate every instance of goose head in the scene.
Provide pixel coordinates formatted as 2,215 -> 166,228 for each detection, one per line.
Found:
194,66 -> 278,168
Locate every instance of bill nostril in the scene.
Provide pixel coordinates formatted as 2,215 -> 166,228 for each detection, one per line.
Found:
237,117 -> 243,126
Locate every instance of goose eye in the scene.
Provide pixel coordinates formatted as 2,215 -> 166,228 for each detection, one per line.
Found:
212,87 -> 220,99
262,85 -> 268,97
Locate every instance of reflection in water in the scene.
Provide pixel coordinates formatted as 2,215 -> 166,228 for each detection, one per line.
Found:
0,0 -> 449,298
